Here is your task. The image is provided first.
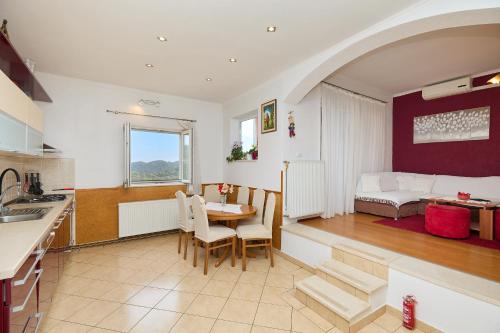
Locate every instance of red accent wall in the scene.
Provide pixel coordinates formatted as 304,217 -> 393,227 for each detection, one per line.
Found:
393,83 -> 500,176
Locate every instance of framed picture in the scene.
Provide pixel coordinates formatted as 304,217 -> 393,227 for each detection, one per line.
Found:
261,99 -> 277,133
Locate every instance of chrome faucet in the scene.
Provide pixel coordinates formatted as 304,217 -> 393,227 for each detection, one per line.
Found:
0,168 -> 21,214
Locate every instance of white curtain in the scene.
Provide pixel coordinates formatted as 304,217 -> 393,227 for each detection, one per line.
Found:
321,84 -> 387,218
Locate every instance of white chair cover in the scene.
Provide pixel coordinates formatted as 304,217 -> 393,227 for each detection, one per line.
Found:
203,185 -> 220,203
192,195 -> 235,243
176,191 -> 194,232
236,192 -> 275,240
263,192 -> 276,231
237,187 -> 250,205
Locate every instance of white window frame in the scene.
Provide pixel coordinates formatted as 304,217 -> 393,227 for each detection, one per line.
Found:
239,115 -> 257,152
124,123 -> 193,187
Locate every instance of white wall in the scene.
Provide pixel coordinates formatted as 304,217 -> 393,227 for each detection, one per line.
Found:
36,73 -> 223,189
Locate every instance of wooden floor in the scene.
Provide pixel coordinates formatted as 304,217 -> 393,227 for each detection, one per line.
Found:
300,213 -> 500,282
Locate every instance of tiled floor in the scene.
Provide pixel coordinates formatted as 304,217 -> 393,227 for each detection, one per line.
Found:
40,233 -> 417,333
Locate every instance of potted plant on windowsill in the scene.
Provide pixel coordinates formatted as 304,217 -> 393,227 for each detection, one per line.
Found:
248,145 -> 258,160
226,142 -> 245,162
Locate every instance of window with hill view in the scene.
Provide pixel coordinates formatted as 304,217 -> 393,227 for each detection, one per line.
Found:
129,128 -> 191,184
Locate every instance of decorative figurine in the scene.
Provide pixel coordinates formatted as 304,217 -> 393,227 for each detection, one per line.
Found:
288,111 -> 296,138
0,19 -> 9,39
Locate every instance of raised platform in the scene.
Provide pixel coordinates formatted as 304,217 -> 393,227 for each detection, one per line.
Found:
281,216 -> 500,333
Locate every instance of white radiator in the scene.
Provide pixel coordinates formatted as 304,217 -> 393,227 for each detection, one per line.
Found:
285,160 -> 325,219
118,199 -> 178,238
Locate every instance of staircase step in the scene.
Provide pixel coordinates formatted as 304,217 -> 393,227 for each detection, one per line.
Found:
332,244 -> 391,280
319,259 -> 387,294
295,275 -> 370,325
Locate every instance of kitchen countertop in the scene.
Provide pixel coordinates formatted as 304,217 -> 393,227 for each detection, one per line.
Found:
0,195 -> 74,280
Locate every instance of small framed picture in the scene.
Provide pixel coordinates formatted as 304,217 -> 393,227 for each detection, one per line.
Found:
261,99 -> 277,133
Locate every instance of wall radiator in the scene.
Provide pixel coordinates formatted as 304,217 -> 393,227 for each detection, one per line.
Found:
284,160 -> 325,219
118,199 -> 178,238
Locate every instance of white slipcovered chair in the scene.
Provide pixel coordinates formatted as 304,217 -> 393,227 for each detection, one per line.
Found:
203,184 -> 220,203
237,186 -> 250,205
236,192 -> 275,271
191,195 -> 237,275
239,188 -> 265,226
176,191 -> 195,260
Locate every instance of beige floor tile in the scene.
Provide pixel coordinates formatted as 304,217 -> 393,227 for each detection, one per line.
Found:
212,268 -> 242,282
66,299 -> 121,326
245,258 -> 272,273
239,271 -> 268,285
266,273 -> 294,289
327,328 -> 343,333
44,321 -> 91,333
55,276 -> 94,295
170,313 -> 215,333
167,262 -> 195,275
174,276 -> 209,292
260,286 -> 289,306
73,280 -> 119,299
219,298 -> 259,324
186,294 -> 227,318
96,304 -> 150,332
292,268 -> 314,281
47,295 -> 93,320
63,262 -> 96,276
100,283 -> 143,303
299,307 -> 334,332
374,313 -> 402,332
394,327 -> 424,333
201,279 -> 236,297
254,303 -> 292,331
250,325 -> 289,333
155,290 -> 197,312
230,282 -> 264,302
212,319 -> 252,333
359,323 -> 389,333
291,309 -> 325,333
87,328 -> 117,333
126,286 -> 169,308
125,270 -> 161,286
130,309 -> 182,333
149,273 -> 184,290
281,290 -> 306,309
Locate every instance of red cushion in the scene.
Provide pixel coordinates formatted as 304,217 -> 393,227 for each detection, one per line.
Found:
495,211 -> 500,241
425,204 -> 470,239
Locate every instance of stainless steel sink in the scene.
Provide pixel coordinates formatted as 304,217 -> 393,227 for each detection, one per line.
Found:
0,207 -> 51,223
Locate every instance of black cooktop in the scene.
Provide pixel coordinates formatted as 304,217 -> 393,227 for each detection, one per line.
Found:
17,194 -> 67,204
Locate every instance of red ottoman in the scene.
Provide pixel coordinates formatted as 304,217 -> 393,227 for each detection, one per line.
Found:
425,204 -> 470,239
495,211 -> 500,241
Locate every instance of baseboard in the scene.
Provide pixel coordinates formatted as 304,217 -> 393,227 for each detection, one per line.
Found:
386,305 -> 443,333
71,229 -> 179,249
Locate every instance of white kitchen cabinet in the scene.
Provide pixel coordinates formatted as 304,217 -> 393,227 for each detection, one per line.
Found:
0,111 -> 27,154
27,126 -> 44,156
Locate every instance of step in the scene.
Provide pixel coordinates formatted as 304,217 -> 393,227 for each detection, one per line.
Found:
332,244 -> 392,280
295,275 -> 370,332
318,260 -> 387,298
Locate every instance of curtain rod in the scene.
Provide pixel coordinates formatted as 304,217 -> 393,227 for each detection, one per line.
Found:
321,81 -> 388,104
106,109 -> 197,122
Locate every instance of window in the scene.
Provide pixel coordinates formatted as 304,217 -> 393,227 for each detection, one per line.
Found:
124,124 -> 192,186
240,117 -> 257,152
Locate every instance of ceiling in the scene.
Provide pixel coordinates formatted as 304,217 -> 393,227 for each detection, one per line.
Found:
0,0 -> 419,103
329,24 -> 500,97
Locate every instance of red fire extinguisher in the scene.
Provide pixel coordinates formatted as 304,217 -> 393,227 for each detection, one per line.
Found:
402,295 -> 417,330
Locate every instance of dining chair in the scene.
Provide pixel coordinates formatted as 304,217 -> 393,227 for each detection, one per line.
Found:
236,192 -> 275,271
191,195 -> 237,275
203,184 -> 220,203
237,186 -> 250,205
238,188 -> 265,226
176,191 -> 195,260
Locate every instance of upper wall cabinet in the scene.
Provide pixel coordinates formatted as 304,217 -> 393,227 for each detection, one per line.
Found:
0,32 -> 51,102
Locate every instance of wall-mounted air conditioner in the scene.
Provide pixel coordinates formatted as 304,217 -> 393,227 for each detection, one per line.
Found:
422,77 -> 471,100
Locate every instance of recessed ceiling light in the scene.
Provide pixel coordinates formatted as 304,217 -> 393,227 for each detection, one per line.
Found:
157,36 -> 167,42
145,63 -> 154,68
487,74 -> 500,84
229,58 -> 237,63
266,26 -> 277,32
205,77 -> 213,82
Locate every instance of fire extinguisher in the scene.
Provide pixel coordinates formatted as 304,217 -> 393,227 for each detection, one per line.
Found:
402,295 -> 417,330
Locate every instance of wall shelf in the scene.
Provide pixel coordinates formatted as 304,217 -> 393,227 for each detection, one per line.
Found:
0,32 -> 52,102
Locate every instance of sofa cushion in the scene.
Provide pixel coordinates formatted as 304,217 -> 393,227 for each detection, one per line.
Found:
397,175 -> 415,190
380,173 -> 398,191
412,176 -> 435,193
355,190 -> 423,208
361,174 -> 381,192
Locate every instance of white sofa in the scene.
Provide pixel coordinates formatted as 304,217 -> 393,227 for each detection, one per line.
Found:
354,172 -> 500,219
